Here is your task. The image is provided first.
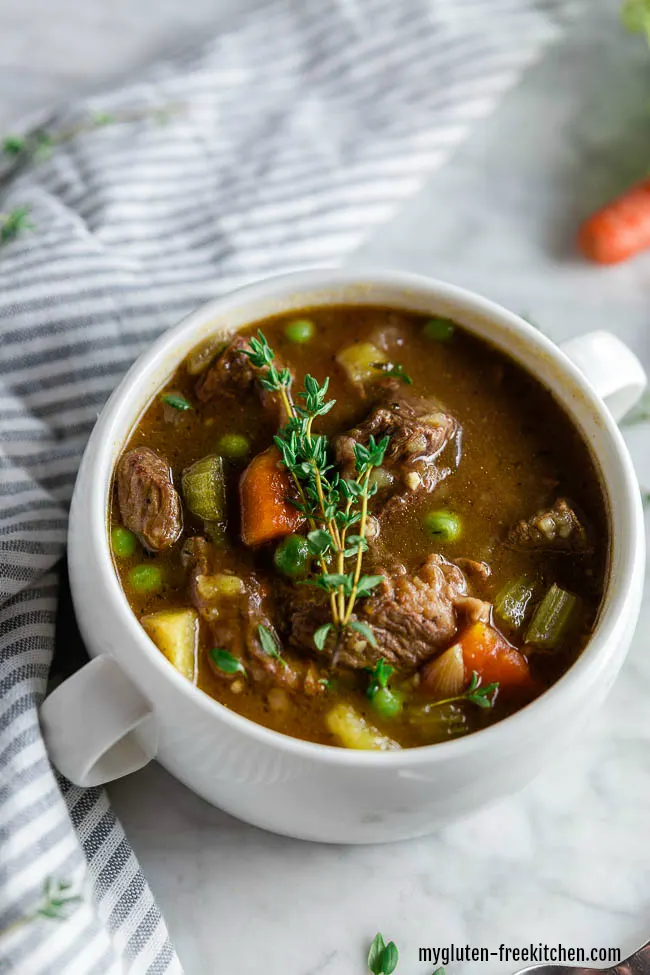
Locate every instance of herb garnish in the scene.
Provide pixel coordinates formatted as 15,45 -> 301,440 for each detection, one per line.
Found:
1,105 -> 181,168
366,659 -> 394,699
244,331 -> 389,646
161,392 -> 192,411
433,671 -> 499,710
258,623 -> 288,668
0,877 -> 82,940
0,206 -> 33,245
368,933 -> 399,975
210,648 -> 247,677
372,361 -> 413,385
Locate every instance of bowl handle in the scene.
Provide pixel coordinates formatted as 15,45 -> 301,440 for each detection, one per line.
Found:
40,656 -> 158,787
559,330 -> 647,422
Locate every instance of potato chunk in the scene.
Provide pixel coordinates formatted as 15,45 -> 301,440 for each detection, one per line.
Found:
326,703 -> 400,751
141,608 -> 199,683
336,342 -> 388,385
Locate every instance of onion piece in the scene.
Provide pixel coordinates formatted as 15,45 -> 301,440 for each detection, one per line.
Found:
186,336 -> 227,375
420,643 -> 465,699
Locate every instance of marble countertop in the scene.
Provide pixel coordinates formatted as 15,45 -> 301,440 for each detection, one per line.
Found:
5,1 -> 650,973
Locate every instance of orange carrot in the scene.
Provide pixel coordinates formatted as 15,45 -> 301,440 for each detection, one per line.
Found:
578,178 -> 650,264
239,446 -> 304,547
458,622 -> 533,693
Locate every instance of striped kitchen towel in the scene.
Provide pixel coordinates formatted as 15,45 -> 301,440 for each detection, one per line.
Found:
0,0 -> 581,971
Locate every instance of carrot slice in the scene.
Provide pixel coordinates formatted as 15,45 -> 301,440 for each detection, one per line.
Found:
239,446 -> 304,547
578,178 -> 650,264
459,622 -> 533,693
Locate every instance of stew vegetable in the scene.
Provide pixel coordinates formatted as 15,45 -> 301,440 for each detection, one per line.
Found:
110,306 -> 607,750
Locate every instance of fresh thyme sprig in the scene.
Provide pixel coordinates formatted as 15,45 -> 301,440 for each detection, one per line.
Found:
432,671 -> 499,710
2,105 -> 180,169
0,877 -> 82,940
244,332 -> 389,643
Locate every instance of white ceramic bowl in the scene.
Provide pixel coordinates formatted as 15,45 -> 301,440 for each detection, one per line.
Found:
42,270 -> 646,844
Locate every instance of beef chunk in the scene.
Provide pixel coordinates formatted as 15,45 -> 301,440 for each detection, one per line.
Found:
334,392 -> 460,495
505,498 -> 590,553
117,447 -> 182,552
289,554 -> 469,671
182,537 -> 316,690
194,334 -> 293,425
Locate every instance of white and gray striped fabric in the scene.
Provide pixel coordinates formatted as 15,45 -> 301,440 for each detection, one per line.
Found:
0,0 -> 580,971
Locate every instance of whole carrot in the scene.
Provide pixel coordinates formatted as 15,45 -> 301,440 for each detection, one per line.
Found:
578,177 -> 650,264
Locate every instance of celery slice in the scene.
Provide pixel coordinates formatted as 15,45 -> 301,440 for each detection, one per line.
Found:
182,454 -> 226,523
525,583 -> 579,649
495,576 -> 534,628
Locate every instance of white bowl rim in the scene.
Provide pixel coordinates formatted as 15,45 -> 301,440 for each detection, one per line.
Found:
80,267 -> 645,768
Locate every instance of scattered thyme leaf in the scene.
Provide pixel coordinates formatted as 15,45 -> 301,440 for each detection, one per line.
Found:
209,648 -> 247,677
2,134 -> 26,156
161,392 -> 192,411
0,206 -> 34,245
93,112 -> 116,126
623,0 -> 650,41
368,934 -> 386,974
372,361 -> 413,385
257,624 -> 288,668
432,670 -> 500,711
367,933 -> 399,974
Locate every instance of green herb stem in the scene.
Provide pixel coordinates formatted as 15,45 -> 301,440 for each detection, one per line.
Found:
342,468 -> 371,626
243,331 -> 389,641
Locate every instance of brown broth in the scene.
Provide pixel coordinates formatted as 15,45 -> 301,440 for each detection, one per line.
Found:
109,306 -> 608,748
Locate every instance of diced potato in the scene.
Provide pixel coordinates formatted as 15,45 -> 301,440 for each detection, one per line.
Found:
336,342 -> 388,385
195,573 -> 245,599
326,703 -> 401,751
141,608 -> 199,683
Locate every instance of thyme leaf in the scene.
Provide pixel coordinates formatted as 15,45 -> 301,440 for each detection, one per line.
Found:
372,361 -> 413,385
161,392 -> 192,411
0,206 -> 33,245
210,648 -> 246,677
257,624 -> 288,668
368,933 -> 399,974
434,670 -> 500,710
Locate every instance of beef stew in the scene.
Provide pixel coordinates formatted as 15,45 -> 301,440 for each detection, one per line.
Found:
109,306 -> 608,750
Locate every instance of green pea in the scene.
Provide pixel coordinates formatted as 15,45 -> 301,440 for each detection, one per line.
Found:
111,526 -> 137,558
218,433 -> 250,459
285,319 -> 315,344
371,687 -> 403,719
423,509 -> 462,542
273,534 -> 311,578
422,316 -> 455,343
128,564 -> 164,594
